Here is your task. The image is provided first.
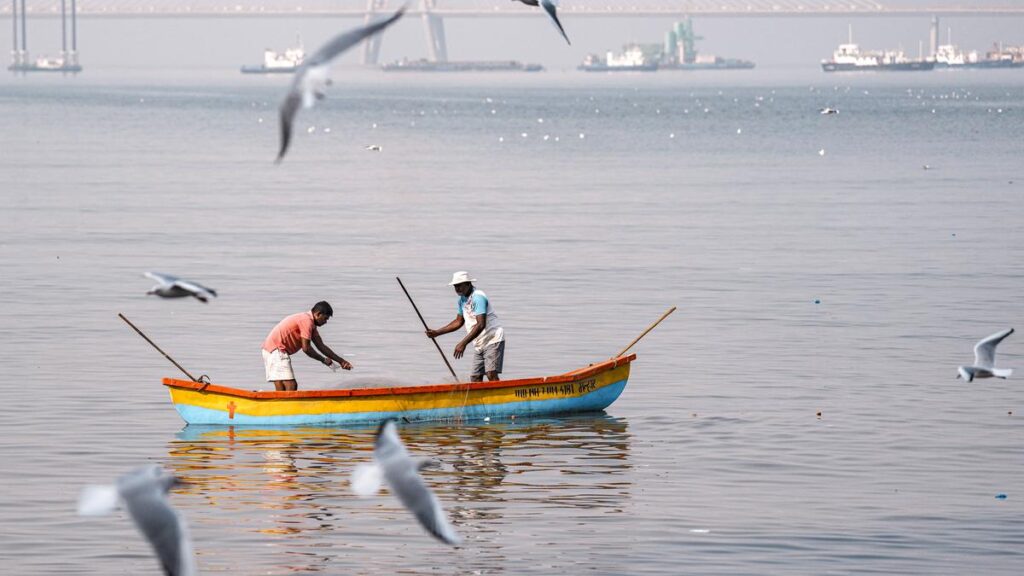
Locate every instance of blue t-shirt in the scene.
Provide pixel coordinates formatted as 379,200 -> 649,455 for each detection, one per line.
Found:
457,292 -> 490,316
456,289 -> 504,350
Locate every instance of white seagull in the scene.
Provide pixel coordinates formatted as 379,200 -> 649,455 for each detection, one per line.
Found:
513,0 -> 571,45
351,419 -> 461,546
958,328 -> 1014,383
276,6 -> 407,162
144,272 -> 217,303
819,107 -> 839,115
78,465 -> 196,576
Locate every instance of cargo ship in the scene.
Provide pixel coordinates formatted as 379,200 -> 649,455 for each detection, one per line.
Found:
821,27 -> 934,72
9,53 -> 82,73
382,58 -> 543,72
657,19 -> 755,71
241,41 -> 305,74
579,19 -> 753,73
578,47 -> 658,72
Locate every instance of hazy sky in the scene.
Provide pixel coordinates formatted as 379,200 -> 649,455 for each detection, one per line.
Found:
2,1 -> 1023,70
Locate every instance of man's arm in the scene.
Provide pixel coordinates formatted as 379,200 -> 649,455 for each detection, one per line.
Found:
454,314 -> 485,359
311,330 -> 353,370
425,314 -> 464,339
300,338 -> 328,365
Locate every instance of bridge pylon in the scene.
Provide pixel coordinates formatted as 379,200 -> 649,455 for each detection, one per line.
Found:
361,0 -> 387,65
359,0 -> 450,65
420,0 -> 449,63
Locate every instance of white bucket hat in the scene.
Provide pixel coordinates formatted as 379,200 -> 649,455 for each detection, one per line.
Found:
448,271 -> 477,286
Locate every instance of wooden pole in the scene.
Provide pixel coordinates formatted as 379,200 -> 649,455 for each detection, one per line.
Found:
118,313 -> 199,382
396,277 -> 460,382
615,306 -> 676,358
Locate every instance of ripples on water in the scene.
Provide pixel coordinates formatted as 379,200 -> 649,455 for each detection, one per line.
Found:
161,417 -> 632,574
1,70 -> 1022,574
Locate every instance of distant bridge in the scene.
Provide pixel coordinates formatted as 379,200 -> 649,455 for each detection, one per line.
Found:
6,1 -> 1024,68
7,1 -> 1024,19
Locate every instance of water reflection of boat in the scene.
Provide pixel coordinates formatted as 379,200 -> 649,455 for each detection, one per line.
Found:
163,355 -> 635,426
164,415 -> 631,571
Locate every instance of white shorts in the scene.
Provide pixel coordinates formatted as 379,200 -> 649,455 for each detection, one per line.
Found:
262,349 -> 295,381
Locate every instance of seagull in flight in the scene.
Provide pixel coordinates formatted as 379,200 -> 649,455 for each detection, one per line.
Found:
351,419 -> 461,546
513,0 -> 571,45
144,272 -> 217,303
276,6 -> 406,162
78,465 -> 196,576
958,328 -> 1014,383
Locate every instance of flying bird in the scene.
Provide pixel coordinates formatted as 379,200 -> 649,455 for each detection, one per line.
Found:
513,0 -> 571,45
144,272 -> 217,303
276,7 -> 407,162
958,328 -> 1014,383
78,465 -> 196,576
351,419 -> 461,546
819,107 -> 839,115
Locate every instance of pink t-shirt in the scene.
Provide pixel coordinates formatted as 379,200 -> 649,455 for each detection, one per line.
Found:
262,312 -> 316,355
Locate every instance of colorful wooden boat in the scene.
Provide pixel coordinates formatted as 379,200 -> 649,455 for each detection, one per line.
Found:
163,354 -> 636,426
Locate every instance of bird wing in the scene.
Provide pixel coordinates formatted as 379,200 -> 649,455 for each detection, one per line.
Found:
305,6 -> 407,68
375,420 -> 461,546
172,278 -> 217,299
351,462 -> 385,497
125,491 -> 195,576
974,328 -> 1014,368
77,484 -> 121,516
385,462 -> 462,546
276,6 -> 406,163
276,88 -> 303,163
540,0 -> 571,45
144,271 -> 177,287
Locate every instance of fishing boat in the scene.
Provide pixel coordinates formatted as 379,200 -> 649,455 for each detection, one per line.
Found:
164,354 -> 636,426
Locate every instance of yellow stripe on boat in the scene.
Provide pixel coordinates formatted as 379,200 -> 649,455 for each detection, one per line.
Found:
163,355 -> 635,426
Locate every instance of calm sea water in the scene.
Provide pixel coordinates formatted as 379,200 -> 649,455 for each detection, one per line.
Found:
1,68 -> 1023,574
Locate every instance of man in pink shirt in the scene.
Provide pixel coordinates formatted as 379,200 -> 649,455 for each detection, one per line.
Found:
262,301 -> 352,391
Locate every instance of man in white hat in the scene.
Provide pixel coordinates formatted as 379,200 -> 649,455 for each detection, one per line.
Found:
425,271 -> 506,381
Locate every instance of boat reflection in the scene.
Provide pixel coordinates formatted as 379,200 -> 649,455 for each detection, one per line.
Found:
166,414 -> 631,573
